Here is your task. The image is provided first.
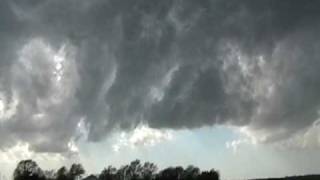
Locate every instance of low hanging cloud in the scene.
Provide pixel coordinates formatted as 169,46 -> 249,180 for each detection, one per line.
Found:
1,0 -> 320,153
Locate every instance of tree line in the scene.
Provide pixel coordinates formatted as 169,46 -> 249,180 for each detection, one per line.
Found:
13,159 -> 219,180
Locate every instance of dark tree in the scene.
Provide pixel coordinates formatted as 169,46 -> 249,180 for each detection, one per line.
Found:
156,166 -> 184,180
116,160 -> 143,180
13,159 -> 220,180
141,162 -> 157,180
183,165 -> 200,180
13,160 -> 45,180
198,169 -> 219,180
56,167 -> 68,180
69,164 -> 85,180
128,160 -> 143,180
99,166 -> 117,180
43,170 -> 56,180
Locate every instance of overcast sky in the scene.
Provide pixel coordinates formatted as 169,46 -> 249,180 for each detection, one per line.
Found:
0,0 -> 320,179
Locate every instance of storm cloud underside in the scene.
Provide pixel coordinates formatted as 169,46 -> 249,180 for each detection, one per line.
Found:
0,0 -> 320,153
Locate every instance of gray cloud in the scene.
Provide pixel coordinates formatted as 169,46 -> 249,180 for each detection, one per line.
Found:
0,0 -> 320,152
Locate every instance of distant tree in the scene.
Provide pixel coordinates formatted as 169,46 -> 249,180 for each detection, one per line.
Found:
198,169 -> 219,180
12,159 -> 221,180
56,167 -> 68,180
141,162 -> 157,180
157,166 -> 184,180
13,160 -> 45,180
129,160 -> 143,180
68,164 -> 85,180
116,160 -> 143,180
182,165 -> 200,180
43,170 -> 56,180
99,166 -> 117,180
116,164 -> 128,180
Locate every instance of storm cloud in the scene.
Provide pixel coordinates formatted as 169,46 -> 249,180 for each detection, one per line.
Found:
1,0 -> 320,153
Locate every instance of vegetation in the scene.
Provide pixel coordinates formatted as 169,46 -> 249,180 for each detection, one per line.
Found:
11,160 -> 320,180
13,160 -> 219,180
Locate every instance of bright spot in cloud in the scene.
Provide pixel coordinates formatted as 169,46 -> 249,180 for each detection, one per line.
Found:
112,125 -> 173,152
68,140 -> 79,153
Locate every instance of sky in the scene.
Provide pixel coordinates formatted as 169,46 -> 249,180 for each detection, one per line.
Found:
0,0 -> 320,179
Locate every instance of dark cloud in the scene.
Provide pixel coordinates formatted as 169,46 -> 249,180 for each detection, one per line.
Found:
0,0 -> 320,152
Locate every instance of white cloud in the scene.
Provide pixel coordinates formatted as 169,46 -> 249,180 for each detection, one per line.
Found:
225,126 -> 255,153
112,125 -> 173,152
